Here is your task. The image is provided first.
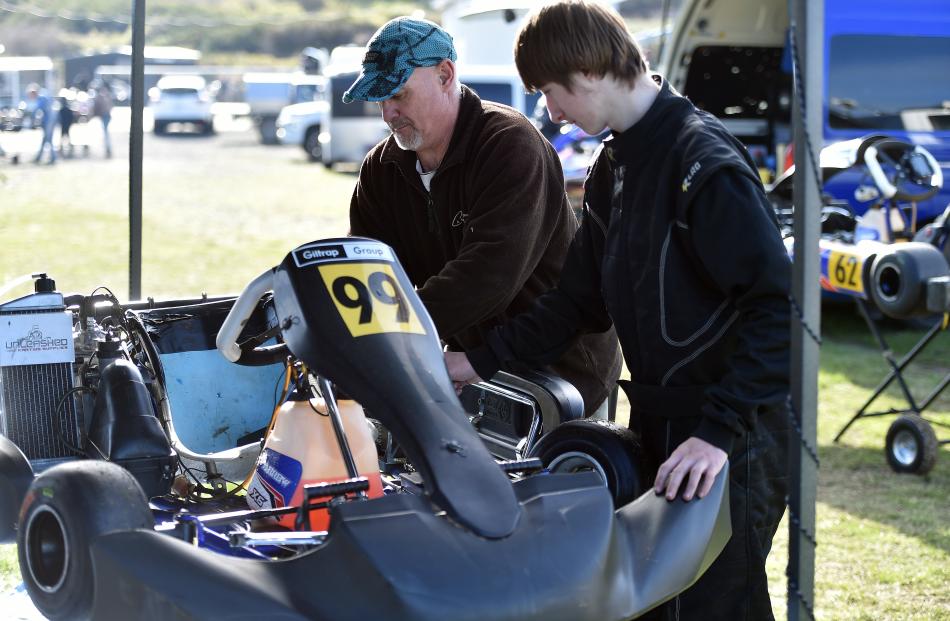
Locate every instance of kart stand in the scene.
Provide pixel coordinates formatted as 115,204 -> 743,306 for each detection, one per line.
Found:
834,298 -> 950,474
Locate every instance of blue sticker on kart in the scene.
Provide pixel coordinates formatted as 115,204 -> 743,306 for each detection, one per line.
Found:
247,448 -> 302,510
292,241 -> 395,268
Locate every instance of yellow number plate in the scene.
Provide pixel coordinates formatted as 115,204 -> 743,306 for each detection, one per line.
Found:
828,250 -> 864,294
319,263 -> 426,337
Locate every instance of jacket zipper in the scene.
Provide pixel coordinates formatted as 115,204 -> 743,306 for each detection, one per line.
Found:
393,159 -> 442,237
585,201 -> 608,237
426,195 -> 438,234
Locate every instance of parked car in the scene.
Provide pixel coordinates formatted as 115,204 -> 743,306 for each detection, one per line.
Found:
0,103 -> 24,132
243,72 -> 327,144
149,75 -> 214,135
276,98 -> 330,161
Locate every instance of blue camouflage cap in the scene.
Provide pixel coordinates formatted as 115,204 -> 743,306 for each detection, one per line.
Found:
342,17 -> 457,104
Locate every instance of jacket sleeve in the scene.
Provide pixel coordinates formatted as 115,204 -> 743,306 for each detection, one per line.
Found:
686,168 -> 791,451
468,183 -> 615,380
416,126 -> 571,339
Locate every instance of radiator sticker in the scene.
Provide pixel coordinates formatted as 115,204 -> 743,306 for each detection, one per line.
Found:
1,312 -> 75,367
246,448 -> 302,510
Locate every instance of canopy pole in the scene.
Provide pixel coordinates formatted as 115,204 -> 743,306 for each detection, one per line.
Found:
128,0 -> 145,300
788,0 -> 823,618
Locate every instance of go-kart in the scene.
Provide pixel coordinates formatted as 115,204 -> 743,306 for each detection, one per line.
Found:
770,134 -> 950,473
1,238 -> 731,621
770,134 -> 947,313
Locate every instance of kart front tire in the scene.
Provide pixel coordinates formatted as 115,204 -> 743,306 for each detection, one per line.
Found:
17,461 -> 153,621
0,434 -> 33,543
529,420 -> 642,506
885,415 -> 938,475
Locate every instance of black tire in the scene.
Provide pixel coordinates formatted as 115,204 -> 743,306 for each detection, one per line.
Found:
529,420 -> 642,506
869,243 -> 949,319
153,120 -> 166,135
0,434 -> 33,543
304,126 -> 323,162
885,415 -> 939,475
17,461 -> 153,621
258,116 -> 278,144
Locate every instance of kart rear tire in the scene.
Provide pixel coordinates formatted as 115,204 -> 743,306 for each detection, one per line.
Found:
529,420 -> 642,506
17,461 -> 153,621
885,415 -> 939,475
0,434 -> 33,543
868,243 -> 949,319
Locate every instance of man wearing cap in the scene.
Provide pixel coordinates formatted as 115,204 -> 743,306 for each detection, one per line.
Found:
346,17 -> 621,417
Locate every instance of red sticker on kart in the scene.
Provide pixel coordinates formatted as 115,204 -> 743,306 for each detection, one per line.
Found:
319,263 -> 426,337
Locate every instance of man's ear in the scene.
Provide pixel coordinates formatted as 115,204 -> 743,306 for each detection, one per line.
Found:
437,58 -> 456,89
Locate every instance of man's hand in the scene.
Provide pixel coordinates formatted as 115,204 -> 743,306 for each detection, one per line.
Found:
444,351 -> 482,394
654,437 -> 728,501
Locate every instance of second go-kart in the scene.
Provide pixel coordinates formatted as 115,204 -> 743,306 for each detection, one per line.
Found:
771,134 -> 950,473
1,238 -> 731,621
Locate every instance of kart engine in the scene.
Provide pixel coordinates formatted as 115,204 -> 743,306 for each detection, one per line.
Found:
0,275 -> 176,495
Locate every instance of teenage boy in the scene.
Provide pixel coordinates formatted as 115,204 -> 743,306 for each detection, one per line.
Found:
345,17 -> 622,416
446,2 -> 790,619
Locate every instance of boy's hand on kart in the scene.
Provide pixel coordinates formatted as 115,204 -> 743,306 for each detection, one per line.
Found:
654,437 -> 727,502
444,351 -> 482,394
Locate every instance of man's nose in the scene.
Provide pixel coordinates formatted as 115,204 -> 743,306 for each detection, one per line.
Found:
380,100 -> 398,124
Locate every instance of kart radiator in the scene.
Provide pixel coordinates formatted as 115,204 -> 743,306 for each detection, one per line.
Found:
0,286 -> 82,470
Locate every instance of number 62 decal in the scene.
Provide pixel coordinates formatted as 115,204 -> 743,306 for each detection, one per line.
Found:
318,263 -> 426,337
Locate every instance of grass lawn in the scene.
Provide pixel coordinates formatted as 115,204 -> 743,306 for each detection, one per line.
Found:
766,305 -> 950,619
1,126 -> 948,617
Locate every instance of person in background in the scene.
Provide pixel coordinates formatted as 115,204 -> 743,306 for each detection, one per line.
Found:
446,2 -> 790,619
57,89 -> 76,157
27,84 -> 56,165
93,83 -> 114,159
344,17 -> 622,417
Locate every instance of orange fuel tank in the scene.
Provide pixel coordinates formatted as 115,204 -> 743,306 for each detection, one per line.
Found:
246,390 -> 383,530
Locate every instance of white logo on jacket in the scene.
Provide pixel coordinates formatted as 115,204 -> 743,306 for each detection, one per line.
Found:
682,161 -> 702,192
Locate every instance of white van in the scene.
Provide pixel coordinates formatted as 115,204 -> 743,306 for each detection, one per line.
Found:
656,0 -> 950,219
319,62 -> 537,168
459,64 -> 540,117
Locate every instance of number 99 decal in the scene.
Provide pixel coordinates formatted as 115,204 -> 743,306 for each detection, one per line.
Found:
318,263 -> 426,337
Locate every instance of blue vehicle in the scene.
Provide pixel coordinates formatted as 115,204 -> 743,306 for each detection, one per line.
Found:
660,0 -> 950,222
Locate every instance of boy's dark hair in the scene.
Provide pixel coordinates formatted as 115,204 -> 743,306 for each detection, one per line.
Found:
514,0 -> 647,93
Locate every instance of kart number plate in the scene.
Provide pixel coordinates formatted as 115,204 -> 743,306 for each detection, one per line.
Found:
319,263 -> 426,337
828,250 -> 864,294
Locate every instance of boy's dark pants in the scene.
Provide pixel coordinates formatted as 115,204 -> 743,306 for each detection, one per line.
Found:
633,405 -> 789,621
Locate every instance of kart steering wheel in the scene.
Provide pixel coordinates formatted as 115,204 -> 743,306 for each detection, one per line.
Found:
862,138 -> 943,202
216,267 -> 289,366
